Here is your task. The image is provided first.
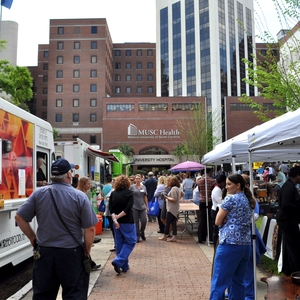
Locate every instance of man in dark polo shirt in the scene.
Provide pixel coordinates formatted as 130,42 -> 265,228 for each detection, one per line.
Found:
15,158 -> 98,300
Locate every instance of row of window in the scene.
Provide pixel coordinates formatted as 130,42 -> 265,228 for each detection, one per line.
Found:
115,74 -> 154,82
114,49 -> 153,57
55,98 -> 97,108
57,26 -> 98,35
114,86 -> 154,94
54,84 -> 98,93
44,50 -> 103,65
106,103 -> 199,112
55,113 -> 97,123
54,69 -> 98,79
230,103 -> 276,111
54,41 -> 99,51
114,62 -> 153,70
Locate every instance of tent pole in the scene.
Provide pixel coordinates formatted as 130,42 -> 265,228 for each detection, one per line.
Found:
204,167 -> 210,246
249,150 -> 257,300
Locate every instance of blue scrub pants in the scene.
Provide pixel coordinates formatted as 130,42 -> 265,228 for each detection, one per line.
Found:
210,243 -> 251,300
113,223 -> 136,272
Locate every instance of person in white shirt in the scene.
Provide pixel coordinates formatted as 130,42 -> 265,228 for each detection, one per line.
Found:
211,174 -> 226,249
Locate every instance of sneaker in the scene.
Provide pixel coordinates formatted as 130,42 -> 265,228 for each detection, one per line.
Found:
91,263 -> 101,271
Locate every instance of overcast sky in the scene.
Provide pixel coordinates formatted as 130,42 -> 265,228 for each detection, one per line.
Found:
1,0 -> 286,66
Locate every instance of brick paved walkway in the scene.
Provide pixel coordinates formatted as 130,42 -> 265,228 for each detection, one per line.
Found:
89,220 -> 212,300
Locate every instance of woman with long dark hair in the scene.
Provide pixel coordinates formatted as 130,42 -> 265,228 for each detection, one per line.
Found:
210,174 -> 255,299
110,175 -> 136,274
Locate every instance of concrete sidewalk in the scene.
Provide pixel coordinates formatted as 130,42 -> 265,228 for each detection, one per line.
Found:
10,218 -> 268,300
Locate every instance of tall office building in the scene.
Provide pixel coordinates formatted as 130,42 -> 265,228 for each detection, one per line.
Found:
156,0 -> 257,141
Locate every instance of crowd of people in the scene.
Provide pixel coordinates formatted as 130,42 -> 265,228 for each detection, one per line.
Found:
15,157 -> 300,299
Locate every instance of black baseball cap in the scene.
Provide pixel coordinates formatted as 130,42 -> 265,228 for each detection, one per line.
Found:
51,158 -> 71,175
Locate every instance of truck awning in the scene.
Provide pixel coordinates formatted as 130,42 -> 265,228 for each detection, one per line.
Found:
87,147 -> 120,163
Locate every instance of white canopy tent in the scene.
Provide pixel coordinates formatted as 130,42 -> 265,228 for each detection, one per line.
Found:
202,110 -> 300,300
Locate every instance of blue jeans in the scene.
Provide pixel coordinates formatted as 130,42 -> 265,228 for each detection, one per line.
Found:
113,223 -> 136,271
184,189 -> 193,199
210,243 -> 251,300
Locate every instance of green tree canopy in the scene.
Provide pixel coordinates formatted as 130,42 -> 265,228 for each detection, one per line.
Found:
0,60 -> 33,109
240,0 -> 300,120
117,143 -> 135,157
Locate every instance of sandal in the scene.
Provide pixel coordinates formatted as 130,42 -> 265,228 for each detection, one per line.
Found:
167,238 -> 177,242
158,236 -> 167,241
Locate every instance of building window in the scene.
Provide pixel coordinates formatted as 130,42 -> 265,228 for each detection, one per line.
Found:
115,74 -> 121,81
57,56 -> 63,64
91,26 -> 97,34
139,103 -> 168,111
91,41 -> 97,49
137,49 -> 142,56
90,135 -> 96,144
106,104 -> 134,112
126,50 -> 131,56
56,70 -> 63,78
137,86 -> 142,93
43,63 -> 48,70
147,49 -> 153,56
137,74 -> 142,81
90,84 -> 97,92
261,49 -> 267,56
73,114 -> 79,122
43,75 -> 48,82
42,99 -> 47,106
115,87 -> 121,94
147,74 -> 153,81
42,87 -> 48,94
126,74 -> 131,81
115,63 -> 121,69
56,99 -> 62,107
42,112 -> 47,120
90,113 -> 97,122
90,98 -> 97,107
126,87 -> 131,94
57,42 -> 64,50
74,26 -> 80,34
147,86 -> 154,93
44,51 -> 49,58
57,27 -> 64,35
56,85 -> 63,93
126,62 -> 131,69
74,42 -> 80,49
172,103 -> 199,111
137,62 -> 142,69
73,70 -> 80,78
73,99 -> 79,107
115,50 -> 121,56
91,55 -> 97,63
90,70 -> 97,78
230,103 -> 258,111
56,114 -> 62,122
73,56 -> 80,64
73,84 -> 80,93
147,62 -> 153,69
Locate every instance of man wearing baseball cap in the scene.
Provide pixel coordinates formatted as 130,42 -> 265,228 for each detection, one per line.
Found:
15,158 -> 98,299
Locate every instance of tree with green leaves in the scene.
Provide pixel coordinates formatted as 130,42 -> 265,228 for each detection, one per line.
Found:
0,60 -> 33,110
117,143 -> 135,157
175,103 -> 221,162
240,0 -> 300,121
